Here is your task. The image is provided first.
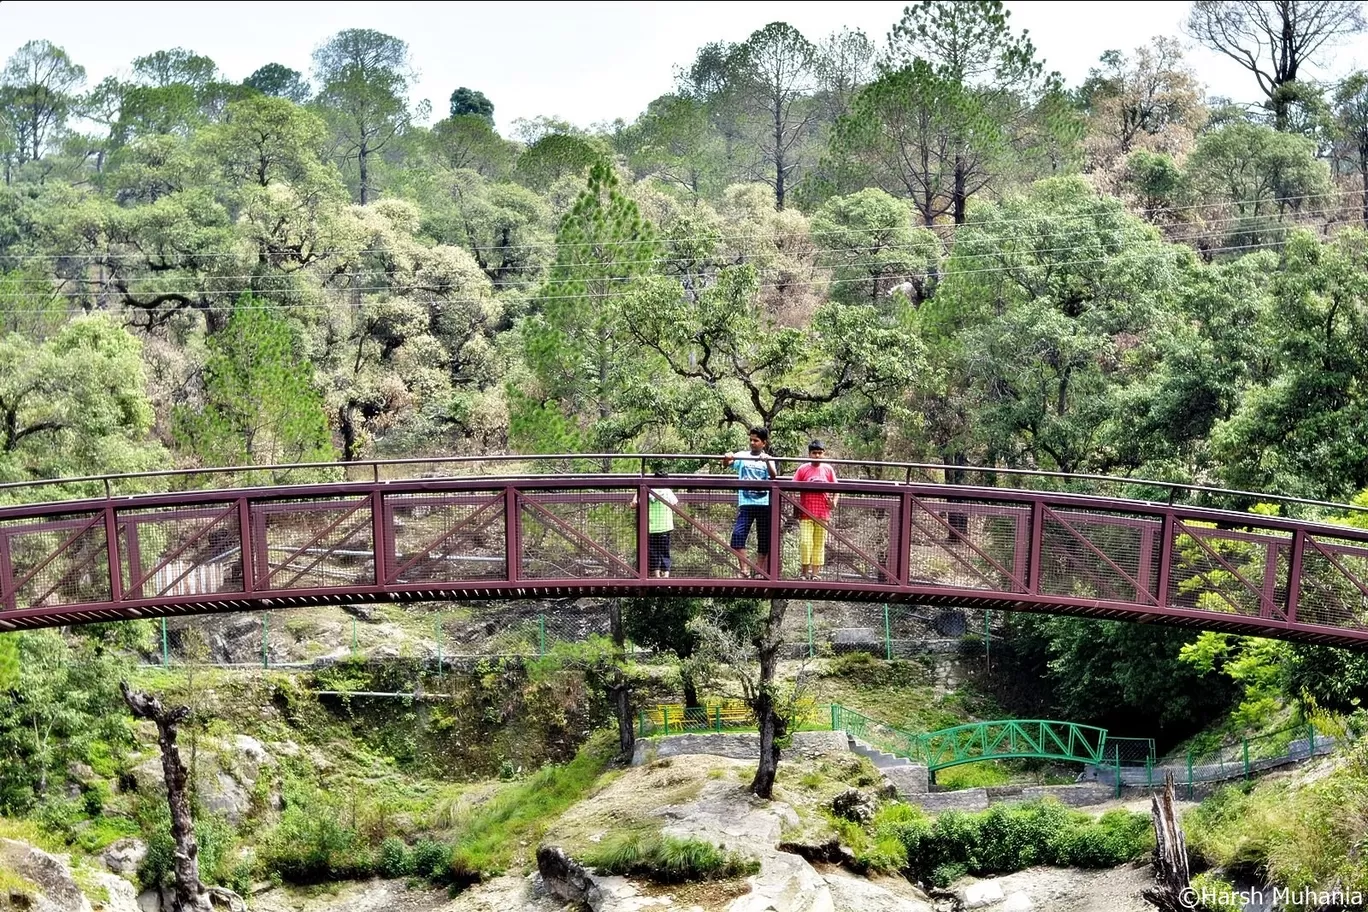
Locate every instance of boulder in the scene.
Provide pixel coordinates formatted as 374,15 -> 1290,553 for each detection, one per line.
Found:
960,880 -> 1005,909
90,871 -> 140,912
0,837 -> 93,912
536,845 -> 595,905
822,872 -> 933,912
200,771 -> 252,825
101,838 -> 147,877
829,788 -> 877,824
1002,892 -> 1033,911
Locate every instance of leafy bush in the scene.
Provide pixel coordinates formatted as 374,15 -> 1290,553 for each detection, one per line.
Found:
409,840 -> 451,879
584,831 -> 759,883
379,837 -> 410,878
259,803 -> 375,883
882,800 -> 1152,887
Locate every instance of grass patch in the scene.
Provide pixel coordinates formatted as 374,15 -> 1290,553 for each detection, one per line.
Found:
0,864 -> 38,903
447,731 -> 617,883
934,763 -> 1012,789
813,658 -> 980,734
583,831 -> 760,883
1185,740 -> 1368,897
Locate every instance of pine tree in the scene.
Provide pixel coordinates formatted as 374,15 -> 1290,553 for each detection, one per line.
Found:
513,160 -> 660,460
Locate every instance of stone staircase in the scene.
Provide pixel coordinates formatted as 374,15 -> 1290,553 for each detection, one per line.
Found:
847,735 -> 929,796
846,734 -> 914,769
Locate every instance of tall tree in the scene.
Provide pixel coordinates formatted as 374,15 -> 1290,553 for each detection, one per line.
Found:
884,0 -> 1064,223
621,94 -> 723,200
1185,0 -> 1366,130
513,159 -> 659,458
731,22 -> 820,209
1079,39 -> 1206,165
132,48 -> 218,89
244,63 -> 311,103
1212,229 -> 1368,499
622,265 -> 923,454
1334,71 -> 1368,226
174,301 -> 337,469
0,317 -> 166,484
815,27 -> 876,122
312,28 -> 413,204
429,114 -> 514,177
449,86 -> 494,125
0,40 -> 86,163
886,0 -> 1044,87
1183,120 -> 1330,244
831,60 -> 1001,226
811,188 -> 940,304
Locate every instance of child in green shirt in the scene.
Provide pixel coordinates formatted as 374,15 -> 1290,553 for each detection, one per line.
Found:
631,469 -> 679,578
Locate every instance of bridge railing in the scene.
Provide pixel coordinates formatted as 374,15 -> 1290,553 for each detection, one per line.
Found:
2,468 -> 1368,647
3,452 -> 1366,522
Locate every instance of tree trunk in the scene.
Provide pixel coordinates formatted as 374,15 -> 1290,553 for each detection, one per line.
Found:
608,601 -> 635,759
1141,771 -> 1193,912
682,673 -> 700,709
358,141 -> 370,205
1360,151 -> 1368,227
773,106 -> 786,211
120,683 -> 214,912
750,598 -> 788,799
953,154 -> 968,225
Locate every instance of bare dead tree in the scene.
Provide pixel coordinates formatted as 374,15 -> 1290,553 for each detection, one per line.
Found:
120,683 -> 244,912
1142,771 -> 1194,912
1186,0 -> 1367,130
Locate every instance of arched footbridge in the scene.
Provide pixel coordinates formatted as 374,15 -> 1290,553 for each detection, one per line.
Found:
832,705 -> 1120,771
1,455 -> 1368,648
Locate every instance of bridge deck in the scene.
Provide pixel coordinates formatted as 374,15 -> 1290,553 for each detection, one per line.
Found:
0,470 -> 1365,647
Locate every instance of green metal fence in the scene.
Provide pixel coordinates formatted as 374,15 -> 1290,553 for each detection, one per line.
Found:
831,704 -> 1116,772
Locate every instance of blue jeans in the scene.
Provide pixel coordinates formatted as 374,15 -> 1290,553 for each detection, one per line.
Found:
730,504 -> 771,554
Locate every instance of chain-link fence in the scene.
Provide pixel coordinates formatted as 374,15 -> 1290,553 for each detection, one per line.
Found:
1088,722 -> 1356,797
140,598 -> 992,670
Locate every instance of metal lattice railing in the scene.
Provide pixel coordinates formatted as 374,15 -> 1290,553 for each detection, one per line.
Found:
0,459 -> 1367,649
831,704 -> 1117,772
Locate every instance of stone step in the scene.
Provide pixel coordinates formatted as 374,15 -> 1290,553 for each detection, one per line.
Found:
847,736 -> 913,769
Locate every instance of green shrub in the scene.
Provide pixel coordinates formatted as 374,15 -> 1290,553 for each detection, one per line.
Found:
583,831 -> 759,883
259,804 -> 374,883
409,840 -> 450,879
827,652 -> 876,676
884,800 -> 1152,886
379,837 -> 410,878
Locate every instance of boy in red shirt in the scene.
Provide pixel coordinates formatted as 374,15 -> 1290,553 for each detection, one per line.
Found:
793,440 -> 838,580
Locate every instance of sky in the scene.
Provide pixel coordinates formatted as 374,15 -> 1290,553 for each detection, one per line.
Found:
4,1 -> 1368,136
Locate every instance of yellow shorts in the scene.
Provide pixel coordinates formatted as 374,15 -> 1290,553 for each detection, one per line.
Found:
799,519 -> 827,566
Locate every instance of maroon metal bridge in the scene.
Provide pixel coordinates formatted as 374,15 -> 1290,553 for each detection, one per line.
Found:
1,456 -> 1367,647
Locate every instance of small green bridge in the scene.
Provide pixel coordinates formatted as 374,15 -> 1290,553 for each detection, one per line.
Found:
831,704 -> 1113,771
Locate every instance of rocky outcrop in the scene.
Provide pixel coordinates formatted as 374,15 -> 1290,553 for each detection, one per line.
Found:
655,778 -> 931,912
101,838 -> 147,877
630,731 -> 850,766
829,788 -> 878,824
128,736 -> 275,825
536,845 -> 703,912
946,865 -> 1155,912
0,838 -> 93,912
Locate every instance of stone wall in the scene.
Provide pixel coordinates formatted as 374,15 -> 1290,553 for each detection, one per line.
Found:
630,730 -> 850,766
882,764 -> 929,796
903,783 -> 1113,811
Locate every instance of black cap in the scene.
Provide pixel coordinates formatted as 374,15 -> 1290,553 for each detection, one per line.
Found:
808,440 -> 826,452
